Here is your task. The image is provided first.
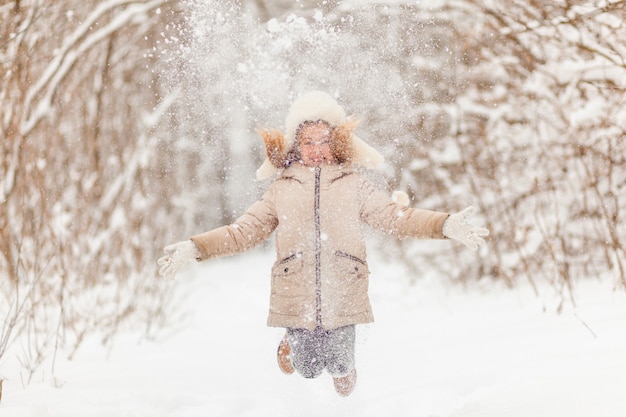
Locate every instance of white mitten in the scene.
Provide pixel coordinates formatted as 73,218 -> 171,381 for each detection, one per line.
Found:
157,240 -> 201,279
442,206 -> 489,250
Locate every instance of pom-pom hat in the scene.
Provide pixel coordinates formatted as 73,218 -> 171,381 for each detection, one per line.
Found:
256,91 -> 384,180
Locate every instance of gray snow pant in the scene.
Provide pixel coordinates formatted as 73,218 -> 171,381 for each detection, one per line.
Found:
287,325 -> 355,379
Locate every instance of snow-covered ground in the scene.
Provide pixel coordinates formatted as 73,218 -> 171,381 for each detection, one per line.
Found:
1,249 -> 625,417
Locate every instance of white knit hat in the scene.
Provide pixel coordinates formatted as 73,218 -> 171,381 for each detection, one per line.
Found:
256,91 -> 384,180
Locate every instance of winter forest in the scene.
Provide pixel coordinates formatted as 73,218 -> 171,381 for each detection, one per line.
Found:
1,0 -> 626,414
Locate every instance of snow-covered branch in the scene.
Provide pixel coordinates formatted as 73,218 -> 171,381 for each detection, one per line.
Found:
1,0 -> 179,381
20,0 -> 166,136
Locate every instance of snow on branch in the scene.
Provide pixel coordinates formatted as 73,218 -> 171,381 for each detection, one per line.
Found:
20,0 -> 166,136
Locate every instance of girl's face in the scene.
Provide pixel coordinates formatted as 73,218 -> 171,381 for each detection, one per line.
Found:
298,123 -> 335,167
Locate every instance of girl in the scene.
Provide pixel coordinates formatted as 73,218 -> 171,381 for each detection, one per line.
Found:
158,91 -> 488,396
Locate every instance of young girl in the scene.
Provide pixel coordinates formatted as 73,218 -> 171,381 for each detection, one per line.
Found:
158,91 -> 488,396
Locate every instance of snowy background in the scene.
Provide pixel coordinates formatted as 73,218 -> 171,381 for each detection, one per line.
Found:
1,0 -> 626,415
2,251 -> 626,416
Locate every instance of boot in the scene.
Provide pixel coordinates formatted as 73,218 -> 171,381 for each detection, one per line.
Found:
333,368 -> 357,397
277,334 -> 295,375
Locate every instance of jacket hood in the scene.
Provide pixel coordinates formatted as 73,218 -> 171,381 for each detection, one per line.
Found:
256,91 -> 384,180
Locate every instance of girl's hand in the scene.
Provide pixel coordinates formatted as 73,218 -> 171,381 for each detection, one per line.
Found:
157,240 -> 200,279
442,206 -> 489,250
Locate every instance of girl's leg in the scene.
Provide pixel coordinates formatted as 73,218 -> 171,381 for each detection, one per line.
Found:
287,328 -> 326,379
325,325 -> 356,377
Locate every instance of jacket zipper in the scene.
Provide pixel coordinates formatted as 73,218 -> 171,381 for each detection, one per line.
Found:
314,166 -> 322,327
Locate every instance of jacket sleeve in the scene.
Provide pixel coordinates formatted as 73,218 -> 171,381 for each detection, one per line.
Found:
359,177 -> 449,239
190,189 -> 278,261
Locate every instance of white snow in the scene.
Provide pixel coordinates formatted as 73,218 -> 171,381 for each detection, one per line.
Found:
1,250 -> 625,417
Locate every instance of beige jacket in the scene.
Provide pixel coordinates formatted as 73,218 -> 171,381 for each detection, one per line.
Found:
191,164 -> 449,331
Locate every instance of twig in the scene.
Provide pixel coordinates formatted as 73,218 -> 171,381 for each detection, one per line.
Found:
575,312 -> 598,339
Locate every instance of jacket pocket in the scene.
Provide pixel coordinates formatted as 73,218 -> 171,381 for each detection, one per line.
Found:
331,251 -> 370,318
334,250 -> 368,279
271,252 -> 306,302
272,252 -> 304,278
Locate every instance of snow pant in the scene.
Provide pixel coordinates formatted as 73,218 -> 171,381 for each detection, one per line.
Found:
287,325 -> 355,379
